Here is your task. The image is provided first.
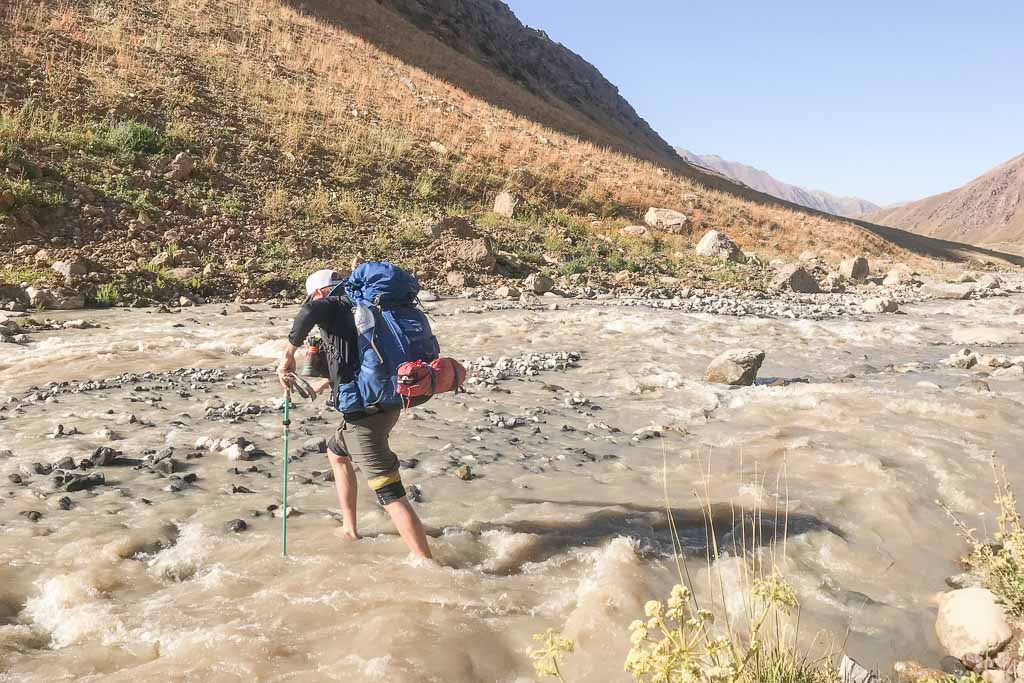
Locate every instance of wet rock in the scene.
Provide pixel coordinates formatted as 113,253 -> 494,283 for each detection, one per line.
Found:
705,348 -> 766,386
839,256 -> 870,282
493,191 -> 518,218
224,519 -> 248,533
58,496 -> 72,511
839,655 -> 878,683
959,380 -> 991,393
303,437 -> 327,453
524,272 -> 554,294
407,484 -> 423,502
695,230 -> 744,263
454,465 -> 474,480
8,473 -> 23,485
399,458 -> 419,469
272,506 -> 301,518
53,455 -> 76,471
936,588 -> 1012,660
22,510 -> 42,522
861,297 -> 899,314
945,349 -> 980,370
63,472 -> 105,492
632,426 -> 663,441
222,443 -> 250,461
772,264 -> 820,293
1012,304 -> 1024,316
154,458 -> 179,475
946,572 -> 981,589
644,207 -> 688,233
940,657 -> 971,676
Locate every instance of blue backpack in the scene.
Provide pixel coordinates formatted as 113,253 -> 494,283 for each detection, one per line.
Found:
334,262 -> 440,414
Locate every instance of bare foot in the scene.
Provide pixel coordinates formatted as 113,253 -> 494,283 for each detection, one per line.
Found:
340,528 -> 360,542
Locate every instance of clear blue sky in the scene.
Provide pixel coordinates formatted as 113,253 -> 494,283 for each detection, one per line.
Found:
504,0 -> 1024,205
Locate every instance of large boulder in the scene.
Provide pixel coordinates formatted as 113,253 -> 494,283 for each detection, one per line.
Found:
25,287 -> 85,310
493,191 -> 518,218
695,230 -> 745,263
935,588 -> 1012,660
524,272 -> 554,294
644,207 -> 688,233
51,258 -> 89,280
453,237 -> 496,272
425,216 -> 477,240
705,349 -> 766,386
883,265 -> 918,286
772,264 -> 820,293
839,256 -> 870,282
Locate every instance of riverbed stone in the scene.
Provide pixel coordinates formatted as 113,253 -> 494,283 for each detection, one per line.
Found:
840,256 -> 870,282
861,297 -> 899,314
772,264 -> 819,293
935,588 -> 1012,660
705,348 -> 765,386
524,272 -> 554,294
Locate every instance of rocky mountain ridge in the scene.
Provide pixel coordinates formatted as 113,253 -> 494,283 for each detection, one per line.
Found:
676,148 -> 880,218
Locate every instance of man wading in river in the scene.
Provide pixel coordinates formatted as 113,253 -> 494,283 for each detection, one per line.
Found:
276,265 -> 439,559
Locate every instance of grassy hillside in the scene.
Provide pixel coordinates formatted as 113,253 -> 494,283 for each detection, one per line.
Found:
0,0 -> 951,304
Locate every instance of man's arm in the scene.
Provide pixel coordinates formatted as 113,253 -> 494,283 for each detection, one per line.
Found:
278,300 -> 331,391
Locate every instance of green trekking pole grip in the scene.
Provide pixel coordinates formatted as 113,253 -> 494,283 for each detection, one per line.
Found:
282,390 -> 290,557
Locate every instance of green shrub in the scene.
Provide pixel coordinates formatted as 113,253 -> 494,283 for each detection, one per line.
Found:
94,283 -> 121,307
96,119 -> 166,156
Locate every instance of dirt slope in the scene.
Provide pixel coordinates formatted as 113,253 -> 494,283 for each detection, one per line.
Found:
867,153 -> 1024,249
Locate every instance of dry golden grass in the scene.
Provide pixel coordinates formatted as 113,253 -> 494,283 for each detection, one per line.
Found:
0,0 -> 958,272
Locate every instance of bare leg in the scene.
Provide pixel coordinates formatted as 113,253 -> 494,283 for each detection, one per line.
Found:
384,497 -> 431,559
327,449 -> 359,540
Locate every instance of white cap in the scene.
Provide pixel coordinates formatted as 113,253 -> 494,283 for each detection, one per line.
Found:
304,269 -> 344,301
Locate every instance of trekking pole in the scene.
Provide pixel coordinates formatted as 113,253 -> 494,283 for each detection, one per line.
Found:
281,389 -> 290,557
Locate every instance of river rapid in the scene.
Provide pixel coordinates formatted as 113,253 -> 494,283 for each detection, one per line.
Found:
1,285 -> 1023,682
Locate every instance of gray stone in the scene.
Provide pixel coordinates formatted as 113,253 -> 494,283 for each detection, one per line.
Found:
839,655 -> 879,683
303,437 -> 327,453
224,519 -> 248,533
454,464 -> 474,480
883,266 -> 917,286
454,237 -> 496,272
861,297 -> 899,314
51,259 -> 88,279
524,272 -> 554,294
620,225 -> 649,237
644,207 -> 688,233
839,256 -> 870,282
493,191 -> 518,218
446,271 -> 474,289
705,348 -> 766,386
494,285 -> 520,299
923,282 -> 976,300
166,152 -> 195,181
772,264 -> 820,293
695,230 -> 745,263
935,588 -> 1012,660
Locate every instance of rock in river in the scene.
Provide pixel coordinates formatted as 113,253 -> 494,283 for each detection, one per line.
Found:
705,349 -> 766,386
935,588 -> 1012,660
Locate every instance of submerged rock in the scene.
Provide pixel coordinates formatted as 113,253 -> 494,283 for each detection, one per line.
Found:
705,349 -> 766,386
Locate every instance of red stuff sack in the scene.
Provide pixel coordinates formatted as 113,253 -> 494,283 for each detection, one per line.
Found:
396,358 -> 467,401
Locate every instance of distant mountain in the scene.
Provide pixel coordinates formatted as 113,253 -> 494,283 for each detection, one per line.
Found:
866,153 -> 1024,248
675,148 -> 880,218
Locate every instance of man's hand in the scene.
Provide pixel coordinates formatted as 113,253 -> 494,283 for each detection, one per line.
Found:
278,345 -> 298,391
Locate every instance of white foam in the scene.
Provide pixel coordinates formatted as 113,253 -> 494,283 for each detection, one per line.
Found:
23,574 -> 126,648
147,522 -> 213,582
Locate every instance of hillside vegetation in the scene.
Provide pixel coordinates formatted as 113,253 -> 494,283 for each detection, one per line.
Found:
0,0 -> 956,304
